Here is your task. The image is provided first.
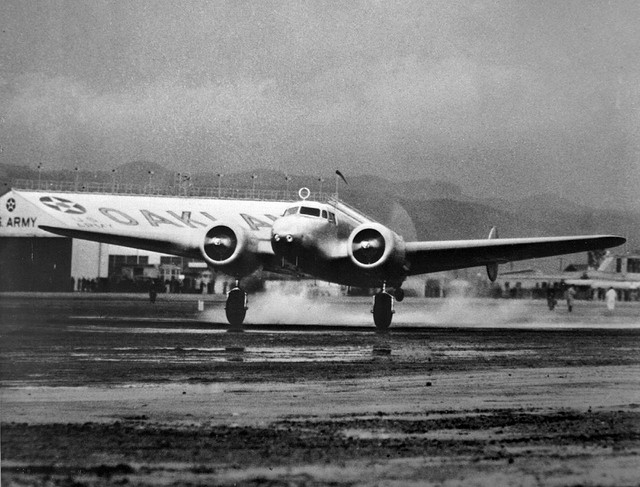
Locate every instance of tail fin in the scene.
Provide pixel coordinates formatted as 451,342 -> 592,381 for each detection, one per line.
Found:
486,227 -> 499,281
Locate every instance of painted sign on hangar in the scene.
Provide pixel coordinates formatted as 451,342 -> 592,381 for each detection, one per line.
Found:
3,190 -> 293,238
0,190 -> 63,237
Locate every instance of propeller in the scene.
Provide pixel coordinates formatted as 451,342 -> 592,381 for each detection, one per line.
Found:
204,226 -> 237,261
351,229 -> 386,265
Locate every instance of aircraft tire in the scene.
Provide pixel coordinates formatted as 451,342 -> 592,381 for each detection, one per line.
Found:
373,292 -> 394,332
225,287 -> 247,328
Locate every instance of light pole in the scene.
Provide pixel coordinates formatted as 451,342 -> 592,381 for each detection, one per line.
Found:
217,173 -> 223,198
318,177 -> 325,196
111,169 -> 117,192
251,174 -> 257,196
37,163 -> 43,188
148,170 -> 154,193
285,175 -> 291,197
74,167 -> 79,191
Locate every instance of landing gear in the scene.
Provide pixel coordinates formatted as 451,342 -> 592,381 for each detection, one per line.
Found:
393,287 -> 405,302
372,286 -> 395,332
225,281 -> 247,329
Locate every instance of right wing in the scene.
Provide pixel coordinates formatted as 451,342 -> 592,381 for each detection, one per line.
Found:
40,225 -> 202,258
405,235 -> 625,275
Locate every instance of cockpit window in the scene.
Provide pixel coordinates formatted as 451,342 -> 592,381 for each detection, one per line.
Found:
300,206 -> 321,217
284,205 -> 336,223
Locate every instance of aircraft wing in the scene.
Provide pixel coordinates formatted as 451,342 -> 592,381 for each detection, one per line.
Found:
404,235 -> 626,275
39,225 -> 203,259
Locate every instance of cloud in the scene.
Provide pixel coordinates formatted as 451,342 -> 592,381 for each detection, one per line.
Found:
1,73 -> 306,169
1,1 -> 639,210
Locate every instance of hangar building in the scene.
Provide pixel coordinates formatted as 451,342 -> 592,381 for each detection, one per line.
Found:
0,188 -> 178,292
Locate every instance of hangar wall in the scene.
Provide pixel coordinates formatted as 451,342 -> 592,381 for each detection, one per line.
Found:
0,189 -> 177,291
0,237 -> 73,291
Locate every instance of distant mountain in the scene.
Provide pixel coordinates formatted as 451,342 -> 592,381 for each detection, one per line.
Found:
0,163 -> 37,180
115,160 -> 170,177
342,175 -> 463,201
400,197 -> 639,251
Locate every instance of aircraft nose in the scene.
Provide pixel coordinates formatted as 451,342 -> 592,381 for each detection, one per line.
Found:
272,232 -> 295,243
271,219 -> 303,255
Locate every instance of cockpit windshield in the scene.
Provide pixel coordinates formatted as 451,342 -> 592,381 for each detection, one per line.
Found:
299,206 -> 321,217
282,205 -> 337,224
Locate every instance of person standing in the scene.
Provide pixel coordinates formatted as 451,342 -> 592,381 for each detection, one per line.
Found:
149,280 -> 157,304
566,285 -> 576,313
605,287 -> 617,312
546,285 -> 556,310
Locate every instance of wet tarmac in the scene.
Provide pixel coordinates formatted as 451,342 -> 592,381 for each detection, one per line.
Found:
1,293 -> 640,486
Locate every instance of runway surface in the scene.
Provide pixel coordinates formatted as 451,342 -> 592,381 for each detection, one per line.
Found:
1,293 -> 640,486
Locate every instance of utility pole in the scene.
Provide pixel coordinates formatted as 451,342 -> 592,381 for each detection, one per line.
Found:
285,175 -> 291,197
251,174 -> 257,197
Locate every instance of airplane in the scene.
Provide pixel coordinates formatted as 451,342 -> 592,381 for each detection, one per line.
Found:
563,252 -> 640,298
22,186 -> 625,331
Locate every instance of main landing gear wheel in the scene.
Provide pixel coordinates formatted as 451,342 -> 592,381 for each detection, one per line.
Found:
225,286 -> 248,330
372,291 -> 394,332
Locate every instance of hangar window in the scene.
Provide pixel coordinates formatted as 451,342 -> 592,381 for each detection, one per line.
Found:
300,206 -> 321,217
616,258 -> 622,273
110,255 -> 148,266
627,258 -> 640,273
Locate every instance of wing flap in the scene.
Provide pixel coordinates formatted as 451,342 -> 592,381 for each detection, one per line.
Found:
405,235 -> 625,275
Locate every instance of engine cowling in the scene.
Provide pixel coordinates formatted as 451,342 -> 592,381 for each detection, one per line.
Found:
199,222 -> 259,275
347,223 -> 405,270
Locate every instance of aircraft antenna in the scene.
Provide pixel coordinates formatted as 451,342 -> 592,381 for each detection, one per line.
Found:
335,170 -> 348,200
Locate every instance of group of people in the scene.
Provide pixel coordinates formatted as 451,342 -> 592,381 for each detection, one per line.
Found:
546,284 -> 618,312
76,277 -> 98,292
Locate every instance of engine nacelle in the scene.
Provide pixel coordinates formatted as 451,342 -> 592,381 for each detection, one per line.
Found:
199,221 -> 259,276
347,223 -> 405,270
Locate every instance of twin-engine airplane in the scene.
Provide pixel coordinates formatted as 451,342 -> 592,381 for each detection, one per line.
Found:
28,187 -> 625,330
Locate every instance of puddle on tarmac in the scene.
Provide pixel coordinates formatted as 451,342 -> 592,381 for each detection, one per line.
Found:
66,345 -> 538,364
69,346 -> 373,363
68,326 -> 228,335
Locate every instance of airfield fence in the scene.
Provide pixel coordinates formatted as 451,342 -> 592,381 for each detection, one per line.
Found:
11,178 -> 332,202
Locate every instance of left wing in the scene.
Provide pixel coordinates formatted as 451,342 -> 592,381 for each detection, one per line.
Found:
404,235 -> 625,275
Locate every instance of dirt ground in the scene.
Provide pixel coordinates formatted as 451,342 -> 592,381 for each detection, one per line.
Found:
1,293 -> 640,486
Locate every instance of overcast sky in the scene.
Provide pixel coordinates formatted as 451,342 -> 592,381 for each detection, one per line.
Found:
1,1 -> 639,209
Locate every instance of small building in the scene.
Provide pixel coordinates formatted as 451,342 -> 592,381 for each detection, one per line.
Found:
494,252 -> 640,301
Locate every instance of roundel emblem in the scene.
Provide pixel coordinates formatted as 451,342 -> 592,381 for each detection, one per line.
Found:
39,196 -> 86,215
6,198 -> 16,212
